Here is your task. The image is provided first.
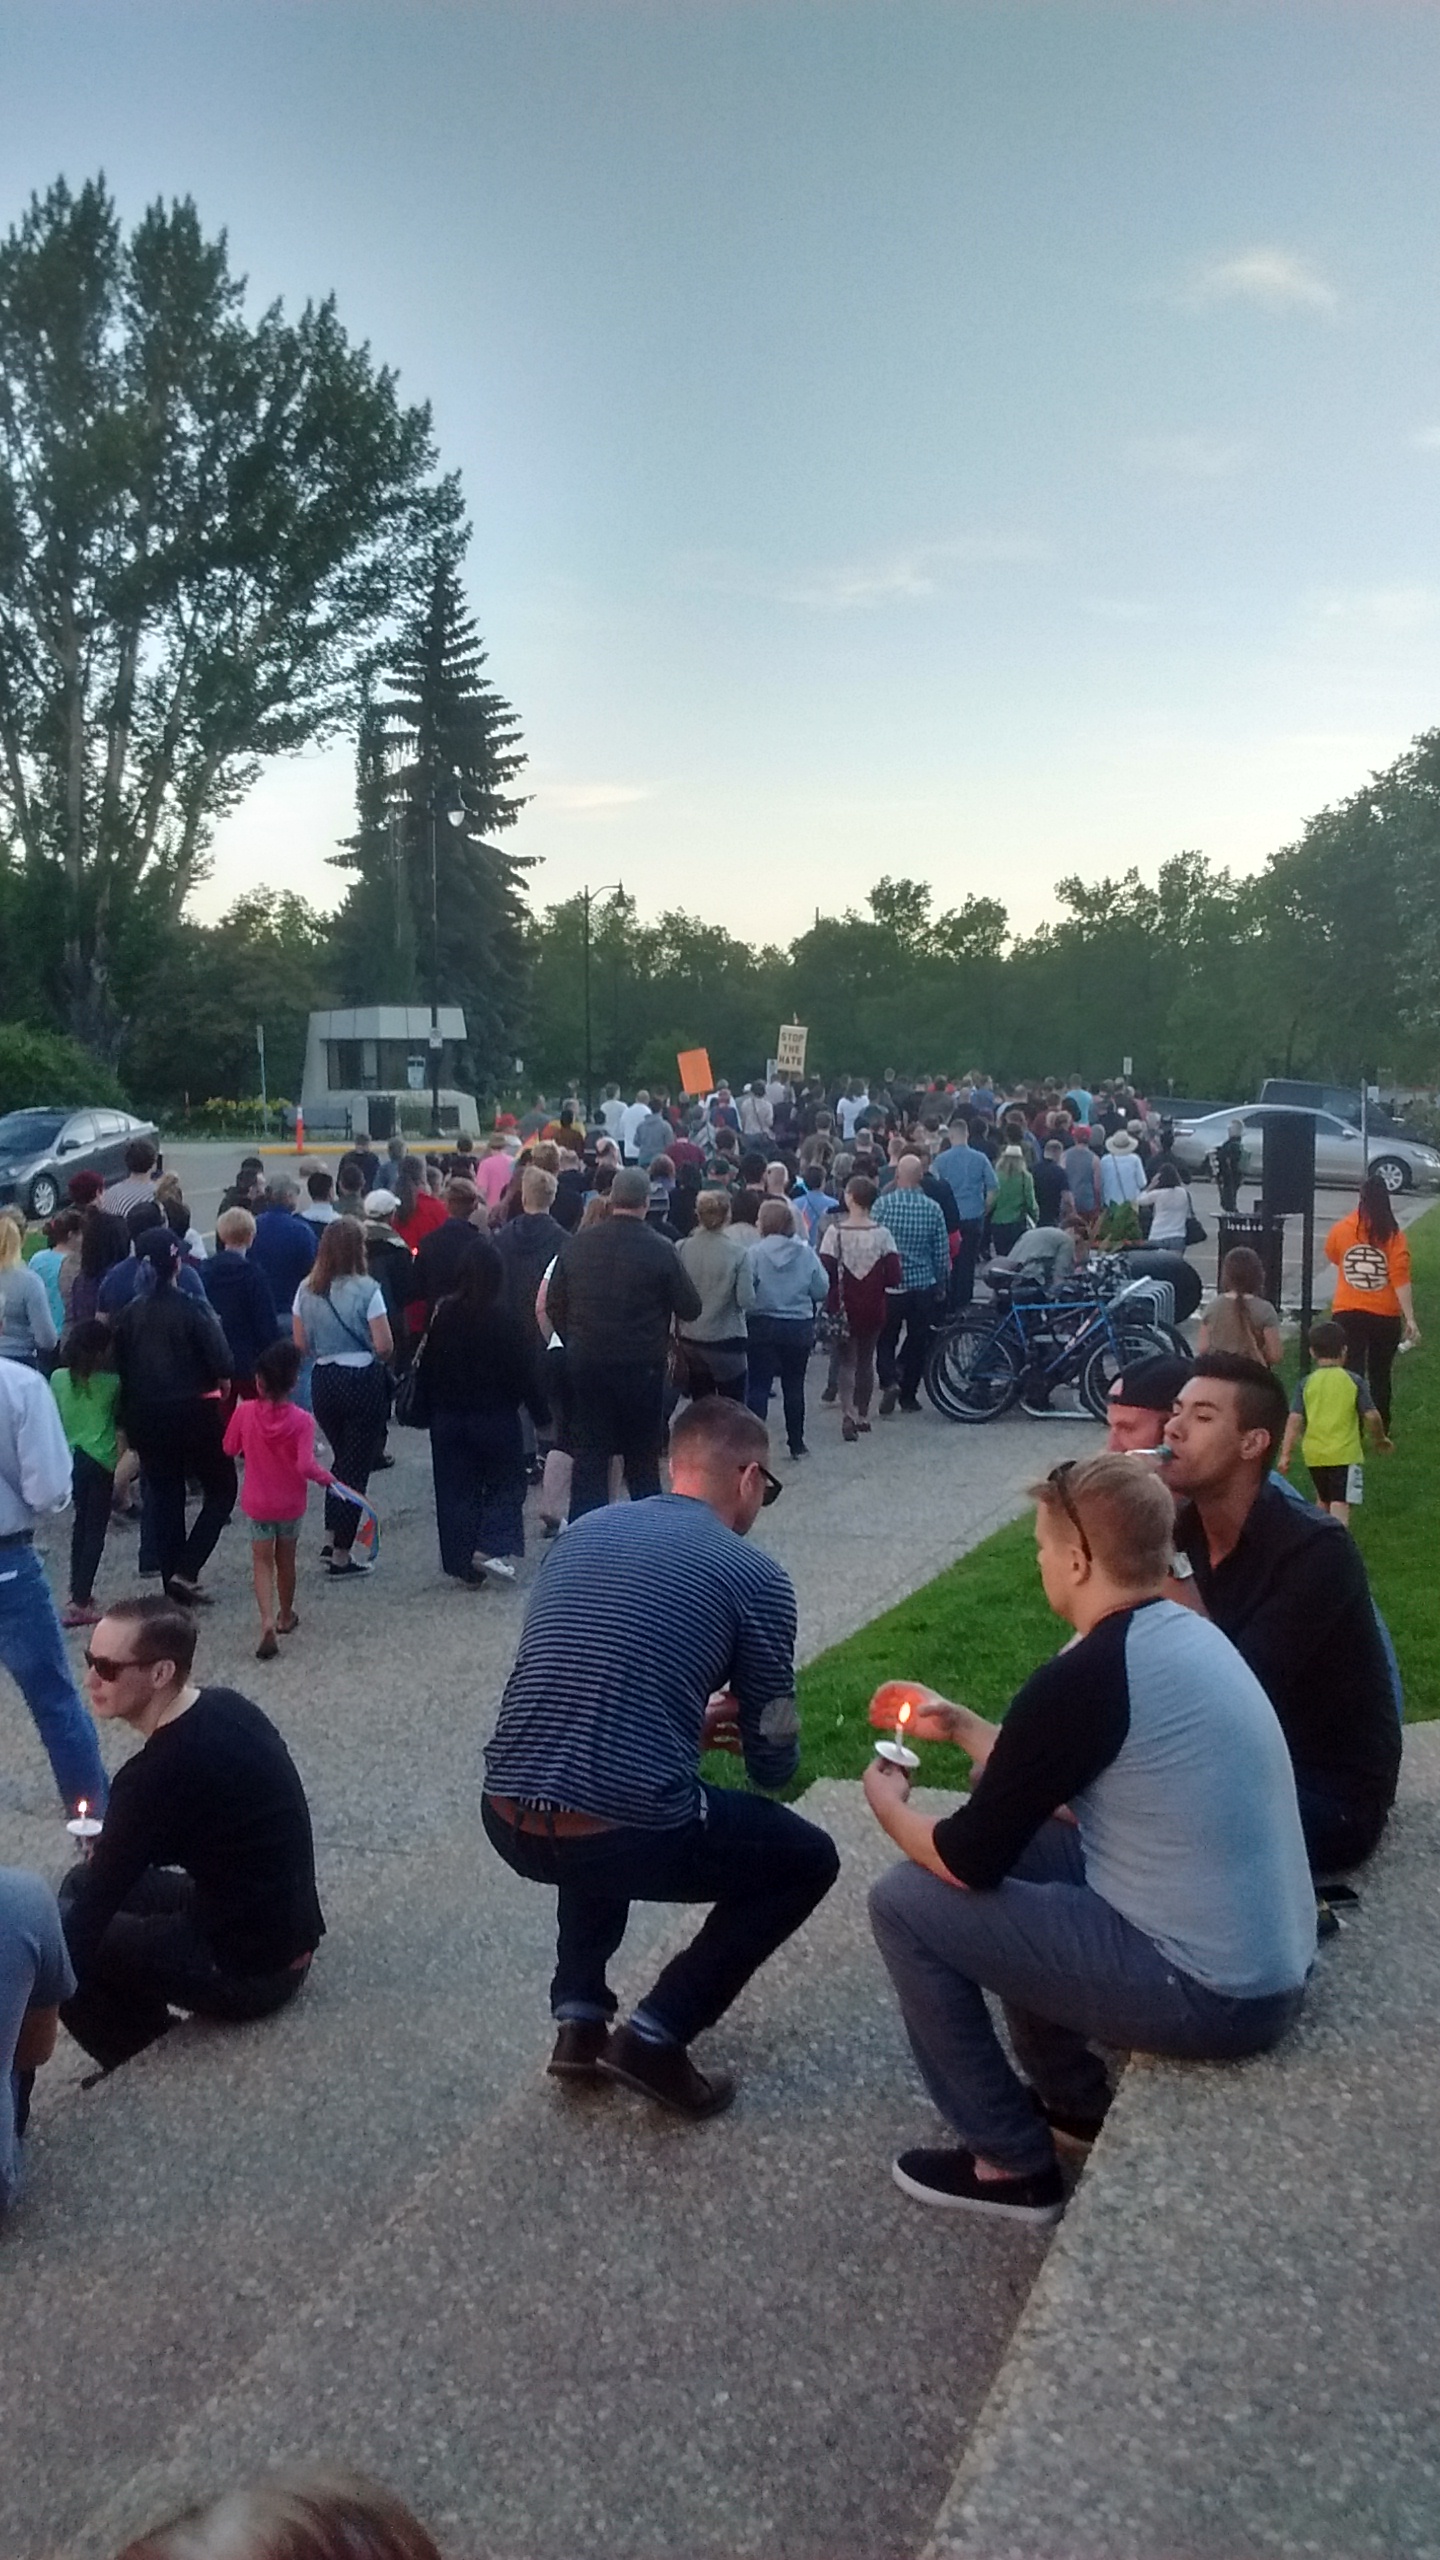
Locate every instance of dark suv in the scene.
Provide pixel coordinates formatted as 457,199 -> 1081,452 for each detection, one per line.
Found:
0,1108 -> 162,1219
1257,1079 -> 1415,1139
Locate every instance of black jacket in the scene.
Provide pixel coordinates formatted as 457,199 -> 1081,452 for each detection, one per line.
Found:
546,1216 -> 701,1367
112,1287 -> 232,1419
415,1215 -> 492,1308
494,1211 -> 569,1340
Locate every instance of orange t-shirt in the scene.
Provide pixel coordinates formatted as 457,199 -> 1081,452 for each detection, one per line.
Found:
1325,1210 -> 1410,1318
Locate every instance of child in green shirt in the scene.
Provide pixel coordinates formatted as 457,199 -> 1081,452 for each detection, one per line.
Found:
1279,1318 -> 1391,1528
49,1319 -> 124,1626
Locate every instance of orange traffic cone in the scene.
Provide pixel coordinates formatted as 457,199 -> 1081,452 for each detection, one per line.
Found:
294,1106 -> 304,1154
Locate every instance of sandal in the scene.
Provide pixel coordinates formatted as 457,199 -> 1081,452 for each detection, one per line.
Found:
277,1613 -> 300,1635
256,1631 -> 279,1662
842,1416 -> 859,1442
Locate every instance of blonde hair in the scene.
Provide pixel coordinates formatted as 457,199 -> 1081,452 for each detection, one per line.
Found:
761,1163 -> 790,1196
694,1189 -> 732,1232
996,1145 -> 1027,1176
757,1198 -> 795,1237
215,1207 -> 257,1249
0,1213 -> 23,1271
114,2469 -> 442,2560
532,1141 -> 562,1175
579,1192 -> 614,1228
521,1166 -> 558,1211
153,1171 -> 185,1206
1028,1453 -> 1174,1589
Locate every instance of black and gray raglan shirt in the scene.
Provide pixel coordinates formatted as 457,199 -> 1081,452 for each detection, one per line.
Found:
932,1599 -> 1316,1999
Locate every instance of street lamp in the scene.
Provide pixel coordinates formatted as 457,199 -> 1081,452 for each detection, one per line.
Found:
427,769 -> 471,1138
579,882 -> 624,1125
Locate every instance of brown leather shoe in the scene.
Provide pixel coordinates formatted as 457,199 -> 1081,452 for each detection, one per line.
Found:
547,2020 -> 611,2080
598,2024 -> 735,2117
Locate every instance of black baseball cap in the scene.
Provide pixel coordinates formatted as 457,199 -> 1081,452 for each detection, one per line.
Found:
1108,1352 -> 1193,1413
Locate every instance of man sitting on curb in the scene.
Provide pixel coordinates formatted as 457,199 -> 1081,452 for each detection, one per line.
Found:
866,1455 -> 1314,2224
60,1595 -> 325,2072
1165,1355 -> 1401,1875
483,1397 -> 839,2118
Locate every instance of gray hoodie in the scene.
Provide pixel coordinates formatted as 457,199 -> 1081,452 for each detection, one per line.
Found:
747,1232 -> 829,1322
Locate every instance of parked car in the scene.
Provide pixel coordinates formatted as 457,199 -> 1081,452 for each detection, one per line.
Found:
1171,1105 -> 1440,1195
0,1107 -> 162,1219
1257,1079 -> 1421,1140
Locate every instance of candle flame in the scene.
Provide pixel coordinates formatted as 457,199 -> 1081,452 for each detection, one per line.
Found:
77,1799 -> 87,1821
896,1701 -> 912,1729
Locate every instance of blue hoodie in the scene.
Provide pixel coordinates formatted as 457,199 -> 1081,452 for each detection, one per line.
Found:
747,1231 -> 829,1322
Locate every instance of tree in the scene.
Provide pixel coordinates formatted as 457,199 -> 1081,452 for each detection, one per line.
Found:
0,175 -> 461,1050
328,553 -> 530,1091
119,889 -> 334,1111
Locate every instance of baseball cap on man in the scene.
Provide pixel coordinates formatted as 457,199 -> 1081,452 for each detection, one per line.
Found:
1108,1352 -> 1193,1416
364,1189 -> 401,1218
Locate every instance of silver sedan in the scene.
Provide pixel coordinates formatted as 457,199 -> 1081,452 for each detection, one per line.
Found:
1171,1105 -> 1440,1194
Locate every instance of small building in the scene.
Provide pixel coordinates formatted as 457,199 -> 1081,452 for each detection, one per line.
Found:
300,1007 -> 478,1139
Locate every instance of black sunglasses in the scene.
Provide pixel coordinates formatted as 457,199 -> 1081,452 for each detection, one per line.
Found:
1047,1461 -> 1092,1564
755,1464 -> 784,1508
83,1648 -> 154,1683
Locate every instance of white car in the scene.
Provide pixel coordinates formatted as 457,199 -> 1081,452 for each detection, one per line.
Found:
1171,1105 -> 1440,1195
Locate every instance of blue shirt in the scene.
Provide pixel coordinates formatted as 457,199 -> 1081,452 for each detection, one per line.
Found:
484,1495 -> 799,1825
931,1143 -> 997,1222
96,1258 -> 206,1316
0,1868 -> 74,2216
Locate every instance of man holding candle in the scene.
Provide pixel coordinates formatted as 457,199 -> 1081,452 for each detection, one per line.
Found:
483,1396 -> 839,2117
58,1594 -> 325,2072
865,1454 -> 1314,2221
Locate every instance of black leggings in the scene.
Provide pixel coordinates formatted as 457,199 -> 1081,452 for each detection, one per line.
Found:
1336,1310 -> 1403,1432
311,1360 -> 389,1548
125,1399 -> 237,1591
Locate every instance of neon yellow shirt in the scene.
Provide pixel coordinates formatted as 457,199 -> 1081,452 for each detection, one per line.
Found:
1293,1365 -> 1370,1470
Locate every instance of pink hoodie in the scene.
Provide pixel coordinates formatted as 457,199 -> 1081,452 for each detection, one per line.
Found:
223,1395 -> 333,1524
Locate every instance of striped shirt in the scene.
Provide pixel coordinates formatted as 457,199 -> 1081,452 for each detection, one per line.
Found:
483,1495 -> 800,1827
875,1184 -> 949,1290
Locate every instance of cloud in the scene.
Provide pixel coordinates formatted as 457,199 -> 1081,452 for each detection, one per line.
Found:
535,782 -> 658,816
1187,248 -> 1338,314
1124,432 -> 1250,478
1408,427 -> 1440,451
1309,585 -> 1440,634
783,535 -> 1051,611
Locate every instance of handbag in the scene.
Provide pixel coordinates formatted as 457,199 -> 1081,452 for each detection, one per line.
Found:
1184,1211 -> 1207,1246
392,1321 -> 432,1427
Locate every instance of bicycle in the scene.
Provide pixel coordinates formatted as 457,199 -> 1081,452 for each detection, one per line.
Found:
924,1269 -> 1173,1423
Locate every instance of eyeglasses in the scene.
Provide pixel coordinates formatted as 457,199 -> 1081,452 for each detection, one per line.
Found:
83,1649 -> 151,1682
756,1465 -> 784,1508
1047,1461 -> 1092,1564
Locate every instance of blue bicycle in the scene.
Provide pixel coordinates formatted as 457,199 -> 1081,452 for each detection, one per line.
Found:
924,1270 -> 1172,1423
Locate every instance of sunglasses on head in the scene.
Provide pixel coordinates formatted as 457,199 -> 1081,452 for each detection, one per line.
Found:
83,1648 -> 154,1683
1047,1461 -> 1092,1564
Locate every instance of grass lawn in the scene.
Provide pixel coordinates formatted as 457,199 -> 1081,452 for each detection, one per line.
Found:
707,1202 -> 1439,1800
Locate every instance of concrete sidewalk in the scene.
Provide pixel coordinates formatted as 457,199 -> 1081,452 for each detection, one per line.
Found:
926,1726 -> 1440,2560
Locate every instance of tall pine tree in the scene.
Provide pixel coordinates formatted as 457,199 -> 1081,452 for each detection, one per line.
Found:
329,551 -> 530,1090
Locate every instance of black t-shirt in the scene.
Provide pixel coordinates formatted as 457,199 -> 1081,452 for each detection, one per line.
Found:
63,1688 -> 325,1979
1174,1482 -> 1400,1818
1033,1159 -> 1070,1224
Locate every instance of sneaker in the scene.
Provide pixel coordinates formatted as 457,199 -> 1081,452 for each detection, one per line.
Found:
548,2020 -> 611,2080
879,1386 -> 900,1417
598,2023 -> 736,2118
842,1416 -> 860,1443
326,1555 -> 374,1578
898,1397 -> 921,1413
164,1576 -> 212,1607
61,1601 -> 103,1628
891,2146 -> 1065,2223
820,1384 -> 839,1405
1037,2097 -> 1109,2154
480,1556 -> 519,1583
788,1442 -> 809,1459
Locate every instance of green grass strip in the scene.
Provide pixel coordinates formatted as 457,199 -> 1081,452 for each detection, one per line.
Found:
705,1203 -> 1439,1797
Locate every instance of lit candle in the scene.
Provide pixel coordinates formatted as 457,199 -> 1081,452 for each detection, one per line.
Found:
874,1694 -> 920,1772
66,1796 -> 103,1855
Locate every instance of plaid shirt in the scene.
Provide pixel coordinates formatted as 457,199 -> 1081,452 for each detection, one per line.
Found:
877,1185 -> 949,1291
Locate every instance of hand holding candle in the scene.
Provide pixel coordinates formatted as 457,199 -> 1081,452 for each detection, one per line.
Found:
868,1682 -> 925,1770
66,1796 -> 103,1857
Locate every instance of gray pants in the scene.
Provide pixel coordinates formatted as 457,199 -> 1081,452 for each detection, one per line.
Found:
869,1819 -> 1304,2174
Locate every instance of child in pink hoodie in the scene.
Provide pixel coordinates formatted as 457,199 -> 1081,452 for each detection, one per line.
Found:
223,1338 -> 335,1660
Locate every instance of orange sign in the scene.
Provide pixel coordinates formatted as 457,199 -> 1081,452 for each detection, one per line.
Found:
677,1047 -> 713,1097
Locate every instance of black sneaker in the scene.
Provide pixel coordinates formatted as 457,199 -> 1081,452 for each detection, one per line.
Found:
598,2023 -> 735,2118
548,2020 -> 610,2080
1039,2099 -> 1109,2154
891,2146 -> 1064,2223
879,1386 -> 900,1417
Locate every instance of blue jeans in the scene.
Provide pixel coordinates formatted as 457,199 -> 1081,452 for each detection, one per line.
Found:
0,1540 -> 107,1814
745,1315 -> 816,1453
870,1819 -> 1304,2174
483,1781 -> 840,2046
429,1406 -> 526,1575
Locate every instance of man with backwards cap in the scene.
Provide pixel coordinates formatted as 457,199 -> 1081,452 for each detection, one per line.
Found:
1104,1351 -> 1194,1456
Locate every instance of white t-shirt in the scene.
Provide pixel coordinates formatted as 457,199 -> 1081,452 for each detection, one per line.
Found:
600,1098 -> 627,1143
618,1101 -> 650,1158
837,1092 -> 869,1141
1145,1183 -> 1191,1245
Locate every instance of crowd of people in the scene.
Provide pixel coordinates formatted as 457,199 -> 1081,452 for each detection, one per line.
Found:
0,1070 -> 1416,2242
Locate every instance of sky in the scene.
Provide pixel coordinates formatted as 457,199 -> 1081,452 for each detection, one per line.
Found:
6,0 -> 1440,941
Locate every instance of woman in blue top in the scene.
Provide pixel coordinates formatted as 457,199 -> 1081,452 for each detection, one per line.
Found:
293,1219 -> 393,1577
744,1200 -> 829,1458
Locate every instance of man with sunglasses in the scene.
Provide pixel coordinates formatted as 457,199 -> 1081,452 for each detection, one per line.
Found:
58,1595 -> 325,2072
865,1453 -> 1314,2223
483,1397 -> 839,2117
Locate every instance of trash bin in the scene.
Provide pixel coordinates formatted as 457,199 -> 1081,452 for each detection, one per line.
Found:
367,1093 -> 396,1141
1216,1212 -> 1284,1307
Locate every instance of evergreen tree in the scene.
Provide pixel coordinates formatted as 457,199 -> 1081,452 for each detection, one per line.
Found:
329,552 -> 530,1090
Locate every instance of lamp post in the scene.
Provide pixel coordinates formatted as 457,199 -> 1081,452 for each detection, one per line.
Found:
579,883 -> 623,1126
426,771 -> 470,1138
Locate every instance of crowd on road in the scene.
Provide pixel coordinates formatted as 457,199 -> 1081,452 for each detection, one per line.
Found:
0,1066 -> 1419,2257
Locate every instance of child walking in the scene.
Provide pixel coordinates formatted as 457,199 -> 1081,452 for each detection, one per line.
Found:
223,1337 -> 335,1659
50,1318 -> 123,1627
1279,1318 -> 1392,1527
